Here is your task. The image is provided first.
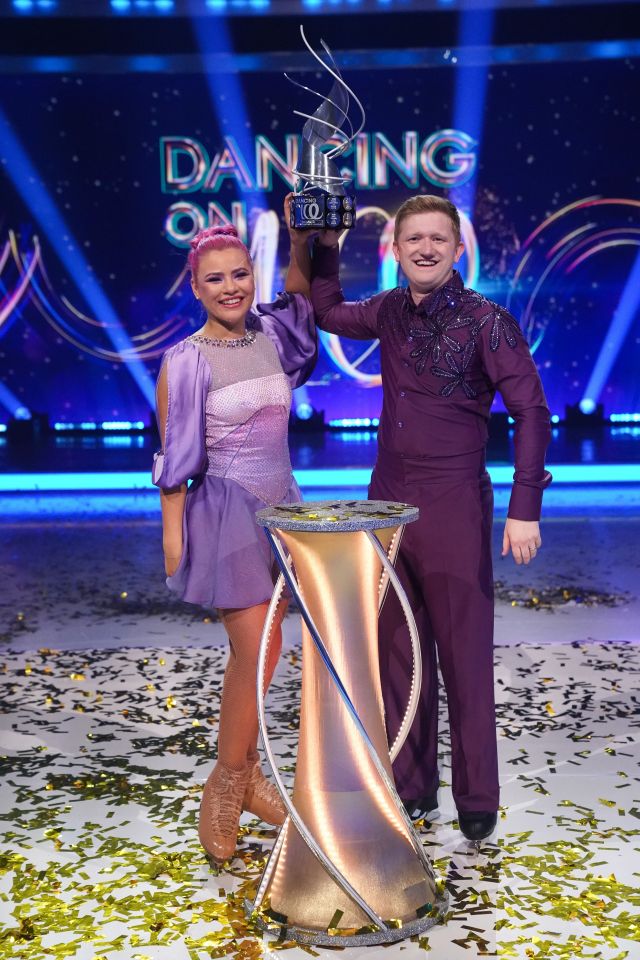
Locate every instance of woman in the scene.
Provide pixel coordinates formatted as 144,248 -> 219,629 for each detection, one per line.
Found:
153,210 -> 315,863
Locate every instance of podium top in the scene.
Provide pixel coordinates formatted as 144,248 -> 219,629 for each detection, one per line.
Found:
256,499 -> 419,533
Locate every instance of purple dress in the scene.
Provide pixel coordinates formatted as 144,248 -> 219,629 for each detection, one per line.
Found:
152,293 -> 316,610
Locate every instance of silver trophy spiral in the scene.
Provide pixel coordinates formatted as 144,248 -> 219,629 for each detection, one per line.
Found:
287,26 -> 365,230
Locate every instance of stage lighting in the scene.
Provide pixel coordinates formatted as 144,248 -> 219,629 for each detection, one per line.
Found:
0,109 -> 156,410
565,402 -> 605,427
581,249 -> 640,420
7,411 -> 48,444
291,406 -> 325,433
295,402 -> 314,421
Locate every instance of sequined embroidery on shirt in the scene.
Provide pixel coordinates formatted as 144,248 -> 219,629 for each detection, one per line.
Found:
431,340 -> 478,399
409,313 -> 473,372
472,308 -> 522,352
391,272 -> 524,393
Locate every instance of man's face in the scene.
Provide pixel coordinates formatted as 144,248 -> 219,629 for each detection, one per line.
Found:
393,211 -> 464,301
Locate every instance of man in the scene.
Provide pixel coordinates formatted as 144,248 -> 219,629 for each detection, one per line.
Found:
306,195 -> 551,842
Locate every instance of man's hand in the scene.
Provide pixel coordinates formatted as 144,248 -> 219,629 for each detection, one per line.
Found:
502,518 -> 541,565
283,192 -> 344,247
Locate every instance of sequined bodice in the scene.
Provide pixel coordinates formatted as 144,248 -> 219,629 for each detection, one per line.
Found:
188,332 -> 293,504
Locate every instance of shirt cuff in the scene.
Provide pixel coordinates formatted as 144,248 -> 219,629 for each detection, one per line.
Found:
507,472 -> 552,521
312,241 -> 340,279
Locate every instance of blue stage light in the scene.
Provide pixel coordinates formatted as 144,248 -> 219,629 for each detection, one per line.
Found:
12,1 -> 34,12
551,414 -> 560,424
4,463 -> 640,494
110,0 -> 131,10
295,403 -> 314,421
579,399 -> 596,415
451,7 -> 495,222
192,14 -> 262,210
0,107 -> 156,410
0,382 -> 31,419
581,249 -> 640,416
610,413 -> 640,423
29,56 -> 74,72
129,55 -> 168,71
101,420 -> 145,430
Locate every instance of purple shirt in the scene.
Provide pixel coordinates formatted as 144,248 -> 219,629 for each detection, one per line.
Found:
311,244 -> 552,521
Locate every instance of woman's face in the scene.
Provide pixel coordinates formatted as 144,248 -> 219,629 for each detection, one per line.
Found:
191,246 -> 255,329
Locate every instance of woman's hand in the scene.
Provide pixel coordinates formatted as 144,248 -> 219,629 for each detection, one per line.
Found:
164,552 -> 181,577
163,537 -> 182,576
502,519 -> 541,565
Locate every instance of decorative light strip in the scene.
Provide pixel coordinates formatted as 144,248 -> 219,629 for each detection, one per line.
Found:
52,420 -> 147,431
329,417 -> 380,428
2,463 -> 640,493
610,413 -> 640,423
3,40 -> 640,75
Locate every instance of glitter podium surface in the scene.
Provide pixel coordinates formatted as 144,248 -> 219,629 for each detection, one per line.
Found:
249,500 -> 449,947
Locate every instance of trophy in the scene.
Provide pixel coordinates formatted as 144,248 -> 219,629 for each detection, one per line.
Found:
286,26 -> 365,231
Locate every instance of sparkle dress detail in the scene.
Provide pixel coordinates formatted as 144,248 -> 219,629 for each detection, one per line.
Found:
152,293 -> 316,610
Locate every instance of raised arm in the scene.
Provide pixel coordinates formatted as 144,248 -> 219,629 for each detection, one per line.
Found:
476,308 -> 552,565
311,239 -> 384,340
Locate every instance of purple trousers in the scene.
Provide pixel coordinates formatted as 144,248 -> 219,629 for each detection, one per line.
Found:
369,449 -> 499,814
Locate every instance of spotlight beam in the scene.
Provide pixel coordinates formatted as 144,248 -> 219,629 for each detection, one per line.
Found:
0,381 -> 30,419
0,106 -> 156,408
451,7 -> 495,221
191,14 -> 261,206
581,247 -> 640,411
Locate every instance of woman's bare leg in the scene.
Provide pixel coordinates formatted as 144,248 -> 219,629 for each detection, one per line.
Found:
198,599 -> 287,859
216,599 -> 287,768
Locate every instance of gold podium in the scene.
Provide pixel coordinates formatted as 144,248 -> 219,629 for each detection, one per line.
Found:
248,501 -> 448,947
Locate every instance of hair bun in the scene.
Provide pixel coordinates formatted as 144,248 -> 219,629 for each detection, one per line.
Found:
187,224 -> 248,271
191,225 -> 239,250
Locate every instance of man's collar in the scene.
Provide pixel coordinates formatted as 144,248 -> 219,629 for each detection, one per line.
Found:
403,271 -> 464,315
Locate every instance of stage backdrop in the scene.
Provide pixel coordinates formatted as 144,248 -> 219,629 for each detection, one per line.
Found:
1,54 -> 638,425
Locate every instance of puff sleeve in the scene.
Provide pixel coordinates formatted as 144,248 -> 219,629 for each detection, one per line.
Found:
152,339 -> 211,489
248,292 -> 317,388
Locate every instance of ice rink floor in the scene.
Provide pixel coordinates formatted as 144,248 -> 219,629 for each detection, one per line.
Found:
1,484 -> 639,960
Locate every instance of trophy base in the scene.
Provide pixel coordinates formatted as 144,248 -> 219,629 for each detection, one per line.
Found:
245,895 -> 449,947
290,192 -> 356,230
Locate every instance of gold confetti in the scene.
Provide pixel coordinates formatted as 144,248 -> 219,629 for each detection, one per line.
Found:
1,641 -> 638,959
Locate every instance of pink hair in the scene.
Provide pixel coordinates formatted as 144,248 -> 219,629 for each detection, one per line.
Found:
187,225 -> 250,275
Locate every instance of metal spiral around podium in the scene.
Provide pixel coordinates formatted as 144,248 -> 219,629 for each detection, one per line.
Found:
246,500 -> 449,947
